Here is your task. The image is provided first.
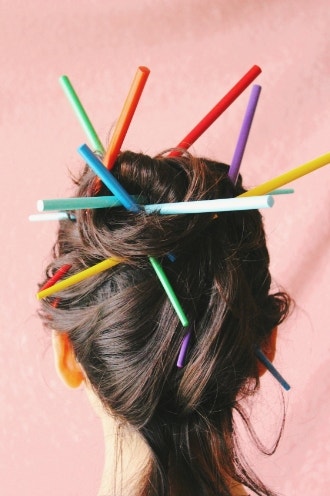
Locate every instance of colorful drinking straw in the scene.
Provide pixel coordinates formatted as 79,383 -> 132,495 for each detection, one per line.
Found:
59,76 -> 105,154
29,212 -> 76,222
228,85 -> 262,184
169,65 -> 261,157
39,264 -> 72,291
104,66 -> 150,170
177,331 -> 192,368
268,188 -> 294,195
255,347 -> 291,391
37,196 -> 142,212
78,144 -> 141,213
239,152 -> 330,198
37,258 -> 121,300
149,257 -> 189,327
144,195 -> 274,215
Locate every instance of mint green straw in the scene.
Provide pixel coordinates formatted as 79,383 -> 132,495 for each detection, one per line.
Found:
149,256 -> 189,327
59,75 -> 105,154
37,196 -> 142,212
268,188 -> 294,195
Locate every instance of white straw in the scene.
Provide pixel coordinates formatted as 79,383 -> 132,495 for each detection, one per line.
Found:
144,195 -> 274,214
29,212 -> 76,222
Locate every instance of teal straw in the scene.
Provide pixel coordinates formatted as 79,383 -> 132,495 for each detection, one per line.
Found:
59,75 -> 105,154
38,196 -> 142,212
149,256 -> 189,327
268,188 -> 294,195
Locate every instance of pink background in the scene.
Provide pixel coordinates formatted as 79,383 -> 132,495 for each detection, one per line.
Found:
1,1 -> 329,495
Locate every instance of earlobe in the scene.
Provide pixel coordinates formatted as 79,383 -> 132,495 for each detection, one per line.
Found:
52,331 -> 85,389
257,327 -> 278,377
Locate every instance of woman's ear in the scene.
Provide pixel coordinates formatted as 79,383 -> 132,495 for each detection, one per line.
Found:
52,331 -> 85,389
257,327 -> 278,377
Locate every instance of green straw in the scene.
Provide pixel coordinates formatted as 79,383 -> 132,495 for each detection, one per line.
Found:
37,196 -> 142,212
59,75 -> 105,154
268,188 -> 294,195
149,256 -> 189,327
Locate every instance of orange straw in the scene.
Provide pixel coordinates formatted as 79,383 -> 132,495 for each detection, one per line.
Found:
104,66 -> 150,170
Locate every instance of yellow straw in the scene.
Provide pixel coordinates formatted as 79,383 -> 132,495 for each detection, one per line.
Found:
239,152 -> 330,197
37,258 -> 121,300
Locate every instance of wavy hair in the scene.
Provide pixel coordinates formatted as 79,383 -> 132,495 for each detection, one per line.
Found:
39,151 -> 291,496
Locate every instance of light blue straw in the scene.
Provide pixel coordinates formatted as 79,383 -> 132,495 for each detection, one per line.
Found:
77,144 -> 141,213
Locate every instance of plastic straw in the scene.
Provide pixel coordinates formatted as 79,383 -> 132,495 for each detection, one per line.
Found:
40,264 -> 72,291
38,196 -> 142,212
29,212 -> 76,222
78,144 -> 141,213
59,75 -> 105,154
177,331 -> 192,368
255,347 -> 291,391
104,66 -> 150,170
239,153 -> 330,198
144,195 -> 274,215
268,188 -> 294,195
228,85 -> 262,184
37,258 -> 121,300
149,256 -> 189,327
169,65 -> 261,157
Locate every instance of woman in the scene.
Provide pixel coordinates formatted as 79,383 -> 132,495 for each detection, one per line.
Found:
38,150 -> 291,496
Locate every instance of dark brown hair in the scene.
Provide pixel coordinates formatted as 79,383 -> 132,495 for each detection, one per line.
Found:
39,151 -> 291,496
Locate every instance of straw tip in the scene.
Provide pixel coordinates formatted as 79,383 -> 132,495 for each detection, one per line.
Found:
267,195 -> 275,207
252,64 -> 262,74
37,200 -> 44,212
138,66 -> 150,74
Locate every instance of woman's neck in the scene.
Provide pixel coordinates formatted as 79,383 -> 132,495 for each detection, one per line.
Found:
98,414 -> 150,496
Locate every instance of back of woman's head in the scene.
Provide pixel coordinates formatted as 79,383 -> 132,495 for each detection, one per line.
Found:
39,150 -> 291,496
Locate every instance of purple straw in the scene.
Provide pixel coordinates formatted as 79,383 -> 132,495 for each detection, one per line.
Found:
177,331 -> 192,368
228,84 -> 262,185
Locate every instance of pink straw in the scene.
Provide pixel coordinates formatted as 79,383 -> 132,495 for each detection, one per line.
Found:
169,65 -> 261,156
228,84 -> 262,184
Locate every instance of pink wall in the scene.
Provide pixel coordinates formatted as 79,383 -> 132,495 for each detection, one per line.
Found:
1,1 -> 329,494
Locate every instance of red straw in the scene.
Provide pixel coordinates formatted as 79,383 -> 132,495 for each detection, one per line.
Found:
104,66 -> 150,170
169,65 -> 261,156
40,264 -> 72,291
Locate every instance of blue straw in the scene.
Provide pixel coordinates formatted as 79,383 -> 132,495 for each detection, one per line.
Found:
255,347 -> 291,391
77,144 -> 141,213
